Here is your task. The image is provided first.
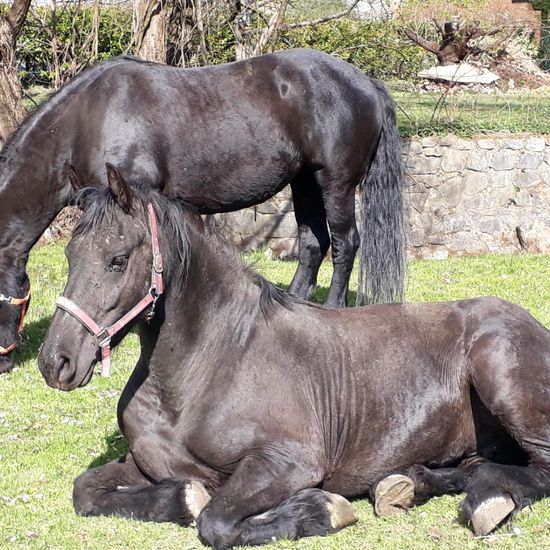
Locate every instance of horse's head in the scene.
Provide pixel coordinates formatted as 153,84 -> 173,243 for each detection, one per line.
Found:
0,266 -> 30,373
38,164 -> 161,390
0,190 -> 31,371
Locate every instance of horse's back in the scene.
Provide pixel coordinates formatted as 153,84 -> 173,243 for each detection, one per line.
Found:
67,49 -> 384,206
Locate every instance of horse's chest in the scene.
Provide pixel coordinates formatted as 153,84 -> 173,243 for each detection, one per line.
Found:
123,410 -> 175,474
120,392 -> 228,489
118,382 -> 190,478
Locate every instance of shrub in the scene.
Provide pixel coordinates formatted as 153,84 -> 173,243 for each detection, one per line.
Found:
278,19 -> 426,81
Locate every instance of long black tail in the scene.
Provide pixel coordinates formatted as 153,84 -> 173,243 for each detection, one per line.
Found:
356,79 -> 405,305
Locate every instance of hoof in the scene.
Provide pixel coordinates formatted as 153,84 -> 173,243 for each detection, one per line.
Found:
470,495 -> 515,536
0,356 -> 14,374
183,480 -> 211,520
325,492 -> 357,529
374,474 -> 415,517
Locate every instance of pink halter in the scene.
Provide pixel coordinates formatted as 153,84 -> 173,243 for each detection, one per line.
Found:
55,203 -> 164,377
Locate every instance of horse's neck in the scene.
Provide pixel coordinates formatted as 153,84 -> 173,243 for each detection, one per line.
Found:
143,231 -> 262,386
0,140 -> 71,257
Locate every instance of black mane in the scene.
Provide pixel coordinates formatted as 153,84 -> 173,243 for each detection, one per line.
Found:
73,185 -> 301,319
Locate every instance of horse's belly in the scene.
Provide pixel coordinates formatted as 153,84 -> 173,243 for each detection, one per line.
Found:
322,402 -> 477,497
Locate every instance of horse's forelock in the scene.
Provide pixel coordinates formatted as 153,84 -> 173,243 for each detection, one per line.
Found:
72,187 -> 117,237
72,185 -> 191,292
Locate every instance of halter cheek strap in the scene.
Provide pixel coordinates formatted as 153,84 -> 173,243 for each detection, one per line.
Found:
0,290 -> 31,355
54,203 -> 164,377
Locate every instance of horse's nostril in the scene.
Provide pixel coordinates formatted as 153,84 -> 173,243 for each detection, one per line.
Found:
56,355 -> 76,385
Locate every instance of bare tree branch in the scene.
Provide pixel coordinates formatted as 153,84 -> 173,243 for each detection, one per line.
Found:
432,17 -> 444,37
254,0 -> 289,56
283,0 -> 360,30
403,27 -> 441,56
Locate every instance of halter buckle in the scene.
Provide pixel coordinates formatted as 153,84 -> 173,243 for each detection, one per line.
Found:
94,329 -> 110,348
153,252 -> 163,273
145,290 -> 159,322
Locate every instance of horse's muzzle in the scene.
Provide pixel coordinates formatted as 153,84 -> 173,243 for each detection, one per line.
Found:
38,343 -> 96,391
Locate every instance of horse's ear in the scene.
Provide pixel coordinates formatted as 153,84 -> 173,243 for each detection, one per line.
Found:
105,163 -> 133,212
69,165 -> 87,192
68,165 -> 94,210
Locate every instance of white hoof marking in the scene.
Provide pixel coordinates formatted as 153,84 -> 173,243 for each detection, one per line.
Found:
471,495 -> 515,536
325,492 -> 357,529
184,480 -> 211,519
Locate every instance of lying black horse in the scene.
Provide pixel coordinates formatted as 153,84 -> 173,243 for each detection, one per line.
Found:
38,167 -> 550,548
0,48 -> 405,372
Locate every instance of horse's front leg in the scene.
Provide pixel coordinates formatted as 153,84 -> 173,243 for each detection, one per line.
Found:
196,450 -> 356,548
73,453 -> 210,525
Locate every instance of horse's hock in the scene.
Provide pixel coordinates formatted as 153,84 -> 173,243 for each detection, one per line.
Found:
207,135 -> 550,259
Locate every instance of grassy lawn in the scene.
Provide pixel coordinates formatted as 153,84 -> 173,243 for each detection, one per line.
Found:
393,90 -> 550,137
1,243 -> 550,549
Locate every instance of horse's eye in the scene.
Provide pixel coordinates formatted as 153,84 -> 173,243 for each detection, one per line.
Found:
108,255 -> 128,272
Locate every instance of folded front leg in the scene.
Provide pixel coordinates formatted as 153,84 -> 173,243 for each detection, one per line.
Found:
73,453 -> 210,525
196,447 -> 356,548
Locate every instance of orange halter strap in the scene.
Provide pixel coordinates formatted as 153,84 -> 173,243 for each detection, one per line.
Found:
0,289 -> 31,355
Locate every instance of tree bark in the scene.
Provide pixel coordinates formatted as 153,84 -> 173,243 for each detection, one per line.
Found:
133,0 -> 168,63
0,0 -> 32,146
231,0 -> 290,61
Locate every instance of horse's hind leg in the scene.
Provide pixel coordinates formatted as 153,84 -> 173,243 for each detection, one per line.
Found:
461,463 -> 550,536
463,312 -> 550,535
288,173 -> 330,300
319,177 -> 359,308
73,453 -> 209,525
372,456 -> 485,515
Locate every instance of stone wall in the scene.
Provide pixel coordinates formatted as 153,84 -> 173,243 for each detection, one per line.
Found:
405,135 -> 550,258
208,134 -> 550,260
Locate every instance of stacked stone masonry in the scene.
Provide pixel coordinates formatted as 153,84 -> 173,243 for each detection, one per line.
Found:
207,135 -> 550,260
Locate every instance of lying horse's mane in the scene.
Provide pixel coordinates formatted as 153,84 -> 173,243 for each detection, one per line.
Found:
73,185 -> 302,320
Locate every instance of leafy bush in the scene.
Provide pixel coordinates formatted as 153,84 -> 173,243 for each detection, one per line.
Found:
17,5 -> 424,86
278,19 -> 426,81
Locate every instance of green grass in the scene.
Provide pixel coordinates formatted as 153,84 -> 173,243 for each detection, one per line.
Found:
393,90 -> 550,137
1,243 -> 550,549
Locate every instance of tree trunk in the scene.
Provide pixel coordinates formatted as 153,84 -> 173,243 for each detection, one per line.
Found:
404,21 -> 491,66
232,0 -> 290,62
0,0 -> 32,146
133,0 -> 168,63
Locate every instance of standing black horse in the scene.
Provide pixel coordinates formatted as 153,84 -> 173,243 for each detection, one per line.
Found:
0,48 -> 405,372
39,168 -> 550,548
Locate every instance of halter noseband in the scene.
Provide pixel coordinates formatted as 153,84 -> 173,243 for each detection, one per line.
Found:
55,203 -> 164,377
0,290 -> 31,356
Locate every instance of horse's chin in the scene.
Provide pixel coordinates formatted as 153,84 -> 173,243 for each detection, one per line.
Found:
0,355 -> 15,374
54,360 -> 96,391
